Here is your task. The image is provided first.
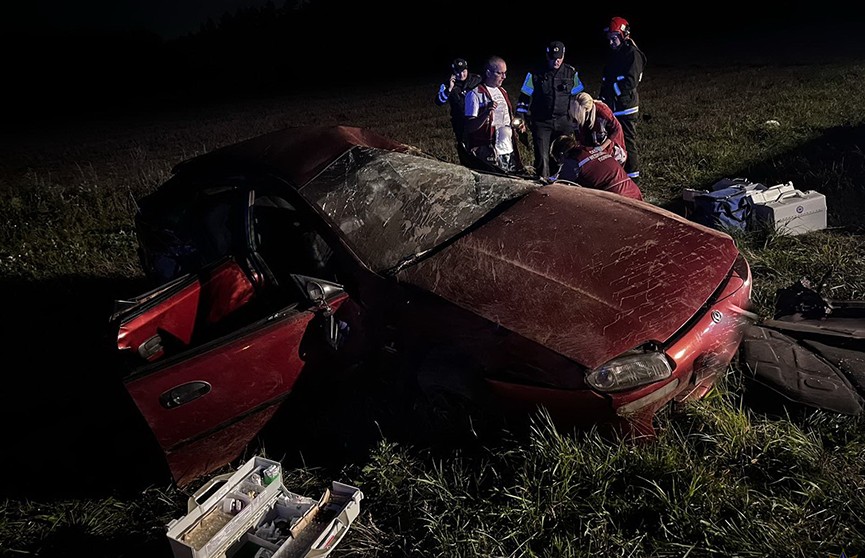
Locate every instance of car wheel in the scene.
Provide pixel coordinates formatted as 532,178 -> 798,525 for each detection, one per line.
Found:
412,347 -> 503,445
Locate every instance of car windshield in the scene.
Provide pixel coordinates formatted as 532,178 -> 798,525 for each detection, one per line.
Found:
298,147 -> 538,273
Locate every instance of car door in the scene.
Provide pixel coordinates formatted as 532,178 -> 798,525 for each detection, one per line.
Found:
122,178 -> 353,486
122,278 -> 349,487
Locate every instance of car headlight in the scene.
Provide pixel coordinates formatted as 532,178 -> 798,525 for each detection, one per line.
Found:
586,352 -> 673,392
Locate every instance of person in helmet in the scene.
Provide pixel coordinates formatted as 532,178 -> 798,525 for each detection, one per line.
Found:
599,16 -> 647,181
435,58 -> 482,145
516,40 -> 585,180
550,134 -> 643,201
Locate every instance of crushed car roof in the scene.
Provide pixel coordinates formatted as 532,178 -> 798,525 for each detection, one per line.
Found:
172,125 -> 413,186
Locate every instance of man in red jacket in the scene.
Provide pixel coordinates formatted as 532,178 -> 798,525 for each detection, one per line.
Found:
550,134 -> 643,201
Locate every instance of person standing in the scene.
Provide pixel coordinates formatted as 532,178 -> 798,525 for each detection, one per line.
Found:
435,58 -> 482,145
464,56 -> 525,174
516,41 -> 585,180
599,16 -> 647,180
569,92 -> 627,166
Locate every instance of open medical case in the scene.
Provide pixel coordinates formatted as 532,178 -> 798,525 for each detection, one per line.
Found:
166,456 -> 363,558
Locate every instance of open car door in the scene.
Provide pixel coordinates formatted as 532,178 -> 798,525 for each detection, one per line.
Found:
116,270 -> 349,486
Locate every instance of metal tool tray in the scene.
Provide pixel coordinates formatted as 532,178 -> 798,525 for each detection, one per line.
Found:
166,456 -> 363,558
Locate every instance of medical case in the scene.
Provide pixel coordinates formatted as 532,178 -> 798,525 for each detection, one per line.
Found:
166,456 -> 363,558
748,183 -> 827,235
681,178 -> 766,223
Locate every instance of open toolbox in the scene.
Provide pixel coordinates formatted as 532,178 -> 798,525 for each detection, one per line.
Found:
166,456 -> 363,558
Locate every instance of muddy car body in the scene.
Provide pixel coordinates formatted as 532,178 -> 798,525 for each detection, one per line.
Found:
112,126 -> 753,485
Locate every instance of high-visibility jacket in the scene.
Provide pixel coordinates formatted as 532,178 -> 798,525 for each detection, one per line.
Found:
516,64 -> 584,121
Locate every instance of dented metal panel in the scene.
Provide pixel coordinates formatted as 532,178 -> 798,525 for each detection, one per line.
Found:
399,183 -> 741,369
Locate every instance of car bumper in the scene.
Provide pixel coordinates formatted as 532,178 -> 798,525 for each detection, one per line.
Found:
484,256 -> 754,435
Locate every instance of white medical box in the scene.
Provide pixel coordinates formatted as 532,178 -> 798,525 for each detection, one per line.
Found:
166,456 -> 363,558
748,183 -> 827,235
747,182 -> 796,205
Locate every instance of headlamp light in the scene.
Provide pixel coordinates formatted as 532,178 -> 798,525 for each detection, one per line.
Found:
512,117 -> 524,128
586,352 -> 672,392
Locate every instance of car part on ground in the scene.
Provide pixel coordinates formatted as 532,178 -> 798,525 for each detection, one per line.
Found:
739,279 -> 865,415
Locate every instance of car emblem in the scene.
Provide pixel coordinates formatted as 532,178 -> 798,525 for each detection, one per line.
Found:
711,310 -> 723,323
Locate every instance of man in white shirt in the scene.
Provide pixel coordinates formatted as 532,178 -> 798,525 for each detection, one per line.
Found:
464,56 -> 525,173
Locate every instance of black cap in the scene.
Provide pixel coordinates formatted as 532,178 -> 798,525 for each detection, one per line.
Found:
451,58 -> 468,73
546,41 -> 565,59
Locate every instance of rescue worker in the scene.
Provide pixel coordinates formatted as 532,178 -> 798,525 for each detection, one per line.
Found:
550,134 -> 644,201
464,56 -> 526,174
516,40 -> 585,180
435,58 -> 482,145
599,16 -> 647,180
569,92 -> 627,166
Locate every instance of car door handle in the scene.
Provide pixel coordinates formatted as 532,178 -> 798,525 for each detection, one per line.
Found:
160,381 -> 212,409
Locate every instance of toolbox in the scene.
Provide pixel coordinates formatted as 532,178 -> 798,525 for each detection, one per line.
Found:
166,456 -> 363,558
748,183 -> 827,235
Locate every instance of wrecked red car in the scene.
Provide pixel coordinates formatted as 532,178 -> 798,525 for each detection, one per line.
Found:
111,125 -> 753,485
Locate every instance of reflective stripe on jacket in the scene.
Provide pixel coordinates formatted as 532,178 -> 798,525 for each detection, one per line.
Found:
516,63 -> 584,120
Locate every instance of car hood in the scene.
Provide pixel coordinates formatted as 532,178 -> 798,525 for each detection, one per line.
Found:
397,183 -> 741,369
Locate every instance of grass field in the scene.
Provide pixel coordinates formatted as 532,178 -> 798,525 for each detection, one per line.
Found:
1,40 -> 864,557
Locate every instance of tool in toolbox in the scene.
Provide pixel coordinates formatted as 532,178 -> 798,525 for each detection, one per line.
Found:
166,456 -> 363,558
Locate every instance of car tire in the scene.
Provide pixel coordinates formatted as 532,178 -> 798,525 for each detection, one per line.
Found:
412,347 -> 504,445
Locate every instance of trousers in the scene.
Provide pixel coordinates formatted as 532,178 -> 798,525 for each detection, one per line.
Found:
618,112 -> 640,179
530,115 -> 572,179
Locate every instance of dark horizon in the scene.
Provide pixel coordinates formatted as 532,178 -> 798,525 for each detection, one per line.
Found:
4,1 -> 865,132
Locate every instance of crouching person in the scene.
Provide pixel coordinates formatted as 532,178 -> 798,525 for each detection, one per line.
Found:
550,134 -> 643,201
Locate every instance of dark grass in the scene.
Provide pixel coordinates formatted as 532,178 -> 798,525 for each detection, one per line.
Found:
2,40 -> 865,558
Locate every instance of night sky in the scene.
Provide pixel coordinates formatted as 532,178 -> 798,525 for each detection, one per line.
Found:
7,0 -> 855,42
4,0 -> 864,127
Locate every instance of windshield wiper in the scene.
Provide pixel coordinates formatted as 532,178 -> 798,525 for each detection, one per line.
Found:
386,248 -> 433,276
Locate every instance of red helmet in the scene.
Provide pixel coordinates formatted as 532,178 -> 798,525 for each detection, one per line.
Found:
605,16 -> 630,38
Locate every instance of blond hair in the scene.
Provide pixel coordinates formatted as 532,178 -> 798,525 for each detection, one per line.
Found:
569,92 -> 596,130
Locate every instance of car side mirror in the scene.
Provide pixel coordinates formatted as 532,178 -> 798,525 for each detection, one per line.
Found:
292,274 -> 343,308
292,275 -> 346,349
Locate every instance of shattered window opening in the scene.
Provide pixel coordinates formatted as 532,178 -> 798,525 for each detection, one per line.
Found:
299,147 -> 538,273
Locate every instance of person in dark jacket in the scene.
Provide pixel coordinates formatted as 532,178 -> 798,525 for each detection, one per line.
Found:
435,58 -> 482,145
599,16 -> 647,180
516,40 -> 585,180
550,134 -> 644,201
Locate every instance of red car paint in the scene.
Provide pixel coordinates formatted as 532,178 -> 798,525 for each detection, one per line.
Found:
113,126 -> 753,485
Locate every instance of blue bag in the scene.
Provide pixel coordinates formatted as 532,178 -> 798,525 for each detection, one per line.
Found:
691,185 -> 753,231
